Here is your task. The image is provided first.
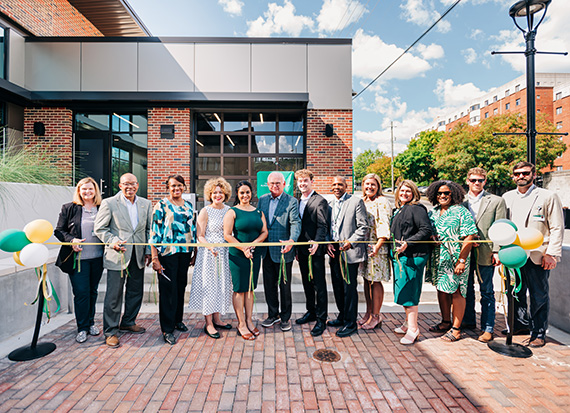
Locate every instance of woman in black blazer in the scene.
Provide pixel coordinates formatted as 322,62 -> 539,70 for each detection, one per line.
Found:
55,177 -> 104,344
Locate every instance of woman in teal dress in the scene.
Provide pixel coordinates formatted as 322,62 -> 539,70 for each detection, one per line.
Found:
425,180 -> 477,342
223,181 -> 268,341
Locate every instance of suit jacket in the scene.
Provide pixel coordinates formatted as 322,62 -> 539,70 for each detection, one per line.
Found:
503,187 -> 564,265
328,194 -> 369,264
462,191 -> 507,266
258,192 -> 301,263
297,192 -> 330,257
94,192 -> 153,270
54,202 -> 95,275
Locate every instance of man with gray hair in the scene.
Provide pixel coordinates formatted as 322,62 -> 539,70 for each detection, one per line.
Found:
258,172 -> 301,332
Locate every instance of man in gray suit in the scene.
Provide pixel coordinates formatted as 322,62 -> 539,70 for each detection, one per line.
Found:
502,161 -> 564,348
94,173 -> 153,348
258,172 -> 301,332
462,167 -> 506,343
327,176 -> 368,338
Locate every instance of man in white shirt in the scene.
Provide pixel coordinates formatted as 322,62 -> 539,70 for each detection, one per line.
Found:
502,161 -> 564,347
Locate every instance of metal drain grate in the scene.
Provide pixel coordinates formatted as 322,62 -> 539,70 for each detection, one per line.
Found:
313,349 -> 341,363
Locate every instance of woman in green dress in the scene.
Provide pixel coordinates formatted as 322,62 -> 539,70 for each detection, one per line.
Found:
223,181 -> 268,341
426,180 -> 477,342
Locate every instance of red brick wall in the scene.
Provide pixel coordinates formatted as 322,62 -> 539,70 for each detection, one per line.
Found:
147,108 -> 191,203
306,109 -> 353,193
0,0 -> 102,36
23,107 -> 73,185
553,95 -> 570,170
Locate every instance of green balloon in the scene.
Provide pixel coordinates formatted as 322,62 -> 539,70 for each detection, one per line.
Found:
494,219 -> 517,231
498,244 -> 527,269
0,229 -> 32,253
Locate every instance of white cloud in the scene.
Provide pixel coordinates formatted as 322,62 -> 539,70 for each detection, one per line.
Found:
218,0 -> 244,16
434,78 -> 486,107
352,29 -> 432,81
400,0 -> 451,33
370,95 -> 408,119
470,28 -> 484,39
416,43 -> 445,60
354,130 -> 409,155
316,0 -> 367,34
246,0 -> 314,37
462,48 -> 477,64
493,2 -> 570,73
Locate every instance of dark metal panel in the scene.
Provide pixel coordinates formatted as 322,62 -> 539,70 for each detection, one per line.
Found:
26,36 -> 352,45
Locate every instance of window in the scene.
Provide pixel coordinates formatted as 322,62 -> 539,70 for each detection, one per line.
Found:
454,115 -> 457,120
537,95 -> 541,99
537,109 -> 540,113
505,103 -> 510,110
484,112 -> 489,119
470,104 -> 480,111
0,26 -> 5,79
448,118 -> 451,123
556,166 -> 563,171
493,96 -> 498,102
505,89 -> 510,97
460,112 -> 464,117
493,108 -> 498,115
516,98 -> 521,106
484,100 -> 489,106
556,92 -> 562,100
556,122 -> 563,129
556,106 -> 562,115
515,85 -> 520,92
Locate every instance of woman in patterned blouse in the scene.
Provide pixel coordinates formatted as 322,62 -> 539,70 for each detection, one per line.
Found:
149,175 -> 196,345
425,180 -> 477,342
357,173 -> 392,330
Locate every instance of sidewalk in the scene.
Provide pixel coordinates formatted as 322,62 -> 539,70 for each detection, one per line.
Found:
1,310 -> 569,412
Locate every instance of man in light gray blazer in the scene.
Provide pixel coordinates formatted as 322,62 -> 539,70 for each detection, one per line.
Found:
258,172 -> 301,332
502,161 -> 564,348
94,173 -> 153,348
462,167 -> 506,343
327,176 -> 368,338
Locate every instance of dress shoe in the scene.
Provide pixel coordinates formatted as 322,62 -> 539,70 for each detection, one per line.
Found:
214,322 -> 232,330
88,325 -> 100,336
400,328 -> 420,345
311,321 -> 326,337
280,320 -> 292,331
327,319 -> 344,328
175,322 -> 188,332
296,312 -> 317,325
478,332 -> 494,343
105,335 -> 120,348
261,316 -> 281,328
528,337 -> 546,348
76,331 -> 87,343
501,328 -> 530,336
336,323 -> 358,338
163,333 -> 176,345
204,326 -> 220,339
119,324 -> 146,334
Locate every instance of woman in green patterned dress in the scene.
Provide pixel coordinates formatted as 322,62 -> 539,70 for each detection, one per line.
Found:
425,180 -> 477,342
357,173 -> 392,330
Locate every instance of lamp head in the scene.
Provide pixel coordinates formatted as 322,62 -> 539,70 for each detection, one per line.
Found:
509,0 -> 550,18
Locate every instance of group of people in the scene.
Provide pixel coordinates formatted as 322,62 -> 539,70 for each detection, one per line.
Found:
54,160 -> 563,349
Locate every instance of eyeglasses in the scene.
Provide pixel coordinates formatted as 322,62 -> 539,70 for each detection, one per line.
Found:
437,191 -> 451,196
513,171 -> 532,177
268,182 -> 283,186
469,178 -> 485,183
120,182 -> 138,187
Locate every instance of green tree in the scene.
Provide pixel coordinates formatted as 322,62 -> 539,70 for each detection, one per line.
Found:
394,130 -> 443,186
434,113 -> 566,191
366,155 -> 401,189
354,149 -> 384,183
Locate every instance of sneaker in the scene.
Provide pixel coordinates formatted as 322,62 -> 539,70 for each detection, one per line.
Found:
280,320 -> 292,331
76,331 -> 87,343
261,316 -> 281,328
89,325 -> 100,336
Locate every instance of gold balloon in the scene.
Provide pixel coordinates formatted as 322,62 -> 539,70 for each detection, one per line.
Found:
515,228 -> 544,250
23,219 -> 53,244
13,251 -> 24,266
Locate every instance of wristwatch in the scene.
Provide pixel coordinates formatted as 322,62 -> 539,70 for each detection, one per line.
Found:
458,258 -> 466,264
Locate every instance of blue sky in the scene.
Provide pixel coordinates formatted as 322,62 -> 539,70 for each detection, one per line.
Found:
129,0 -> 570,157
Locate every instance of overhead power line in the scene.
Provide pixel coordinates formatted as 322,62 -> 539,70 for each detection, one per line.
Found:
352,0 -> 463,100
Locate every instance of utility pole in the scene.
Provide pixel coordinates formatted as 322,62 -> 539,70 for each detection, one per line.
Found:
390,122 -> 395,192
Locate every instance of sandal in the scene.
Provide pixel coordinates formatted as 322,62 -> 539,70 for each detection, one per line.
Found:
358,313 -> 371,326
362,314 -> 382,330
237,329 -> 256,341
441,327 -> 461,342
429,320 -> 451,332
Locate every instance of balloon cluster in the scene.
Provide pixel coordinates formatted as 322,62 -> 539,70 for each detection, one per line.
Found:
0,220 -> 53,267
488,219 -> 544,268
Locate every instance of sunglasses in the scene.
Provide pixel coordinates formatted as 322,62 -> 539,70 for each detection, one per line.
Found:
513,171 -> 532,177
437,191 -> 451,196
469,178 -> 485,183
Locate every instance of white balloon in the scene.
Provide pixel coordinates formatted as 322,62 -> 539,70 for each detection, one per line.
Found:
488,222 -> 517,246
19,243 -> 49,268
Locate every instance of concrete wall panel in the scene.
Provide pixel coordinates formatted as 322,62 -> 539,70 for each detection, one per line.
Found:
307,44 -> 352,110
81,43 -> 138,91
139,43 -> 195,92
8,29 -> 25,87
251,44 -> 306,93
25,42 -> 80,91
194,43 -> 250,93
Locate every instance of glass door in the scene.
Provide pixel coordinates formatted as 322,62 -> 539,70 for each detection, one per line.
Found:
76,131 -> 111,197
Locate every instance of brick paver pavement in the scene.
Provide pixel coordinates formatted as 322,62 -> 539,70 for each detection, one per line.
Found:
0,312 -> 569,412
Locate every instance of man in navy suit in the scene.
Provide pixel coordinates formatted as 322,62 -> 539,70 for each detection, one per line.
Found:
294,169 -> 330,336
258,172 -> 301,331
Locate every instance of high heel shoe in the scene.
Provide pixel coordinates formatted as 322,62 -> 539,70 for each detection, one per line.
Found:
394,321 -> 408,334
400,328 -> 420,345
361,314 -> 382,330
357,314 -> 371,326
